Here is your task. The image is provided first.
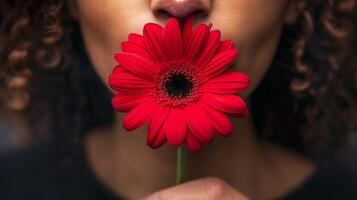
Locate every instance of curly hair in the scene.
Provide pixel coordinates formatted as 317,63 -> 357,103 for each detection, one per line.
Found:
0,0 -> 356,160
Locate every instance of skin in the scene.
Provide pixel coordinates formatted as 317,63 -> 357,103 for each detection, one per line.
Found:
68,0 -> 316,199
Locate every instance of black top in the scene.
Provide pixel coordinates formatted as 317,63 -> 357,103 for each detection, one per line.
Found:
0,138 -> 356,200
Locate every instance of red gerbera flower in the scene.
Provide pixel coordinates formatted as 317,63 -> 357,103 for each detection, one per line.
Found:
108,17 -> 250,152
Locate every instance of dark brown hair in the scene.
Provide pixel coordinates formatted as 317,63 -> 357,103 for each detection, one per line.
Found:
0,0 -> 356,160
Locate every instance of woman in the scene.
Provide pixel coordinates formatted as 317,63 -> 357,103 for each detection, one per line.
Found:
0,0 -> 356,199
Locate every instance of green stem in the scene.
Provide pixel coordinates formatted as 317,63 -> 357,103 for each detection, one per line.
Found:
176,146 -> 187,184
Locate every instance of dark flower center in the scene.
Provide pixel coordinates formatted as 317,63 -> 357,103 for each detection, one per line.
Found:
164,73 -> 193,98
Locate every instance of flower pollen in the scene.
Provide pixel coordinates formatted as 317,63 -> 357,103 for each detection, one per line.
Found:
157,66 -> 200,107
164,71 -> 193,98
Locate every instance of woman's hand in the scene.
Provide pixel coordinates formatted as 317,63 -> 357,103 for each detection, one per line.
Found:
142,177 -> 250,200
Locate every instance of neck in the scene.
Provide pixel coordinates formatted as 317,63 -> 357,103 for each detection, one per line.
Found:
84,101 -> 316,200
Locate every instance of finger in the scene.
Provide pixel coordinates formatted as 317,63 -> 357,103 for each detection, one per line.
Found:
142,177 -> 250,200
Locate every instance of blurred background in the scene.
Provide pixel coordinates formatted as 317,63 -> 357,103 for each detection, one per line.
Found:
0,110 -> 31,153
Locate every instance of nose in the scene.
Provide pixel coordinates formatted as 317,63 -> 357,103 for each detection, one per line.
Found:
151,0 -> 211,19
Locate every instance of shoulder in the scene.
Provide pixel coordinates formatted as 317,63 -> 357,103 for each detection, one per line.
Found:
284,141 -> 357,200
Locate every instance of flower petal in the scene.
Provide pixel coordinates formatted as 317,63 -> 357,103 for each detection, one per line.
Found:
165,108 -> 186,148
203,71 -> 250,94
151,124 -> 167,148
202,93 -> 248,117
202,105 -> 234,137
128,33 -> 145,47
110,65 -> 124,74
201,49 -> 239,79
123,98 -> 159,131
183,15 -> 194,45
112,94 -> 151,112
184,24 -> 210,63
217,40 -> 234,54
196,30 -> 221,69
147,107 -> 170,148
121,41 -> 153,61
162,18 -> 183,60
109,67 -> 154,94
184,127 -> 202,152
143,23 -> 166,62
115,52 -> 158,80
184,102 -> 214,143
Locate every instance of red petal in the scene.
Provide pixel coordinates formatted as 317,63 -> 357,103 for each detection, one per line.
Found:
184,24 -> 210,63
184,103 -> 214,143
202,105 -> 234,137
121,41 -> 153,61
123,98 -> 159,131
201,49 -> 239,79
203,71 -> 250,94
162,18 -> 183,60
196,30 -> 221,69
128,33 -> 145,47
115,53 -> 158,80
184,127 -> 202,152
183,16 -> 194,46
202,93 -> 248,117
147,107 -> 170,148
112,94 -> 151,112
110,65 -> 124,74
217,40 -> 234,54
143,23 -> 166,62
151,124 -> 167,148
165,108 -> 186,148
109,68 -> 153,94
